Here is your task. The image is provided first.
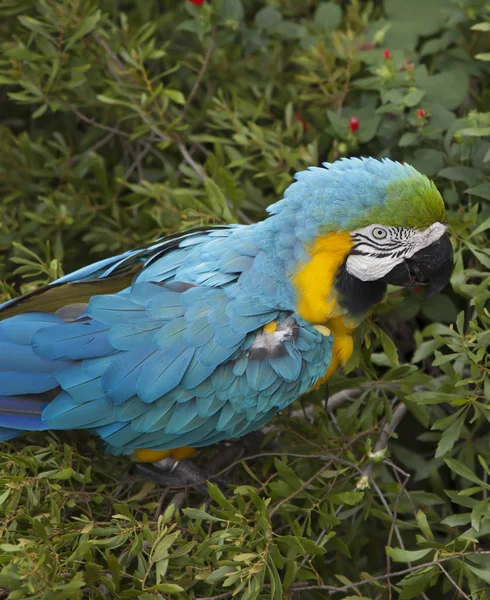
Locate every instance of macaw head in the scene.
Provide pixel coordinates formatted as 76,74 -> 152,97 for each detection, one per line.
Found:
268,157 -> 453,318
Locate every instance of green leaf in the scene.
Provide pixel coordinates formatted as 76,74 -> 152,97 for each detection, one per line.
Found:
165,89 -> 186,105
182,508 -> 224,522
471,23 -> 490,31
270,21 -> 307,40
399,132 -> 419,147
327,110 -> 349,137
65,12 -> 101,50
330,491 -> 365,505
412,149 -> 444,176
397,567 -> 439,600
204,178 -> 234,222
445,458 -> 489,487
439,166 -> 481,185
465,182 -> 490,200
404,89 -> 425,107
205,566 -> 237,583
434,414 -> 464,458
314,3 -> 342,29
468,217 -> 490,240
441,513 -> 471,527
358,116 -> 381,143
468,245 -> 490,268
207,482 -> 236,513
416,510 -> 434,541
385,547 -> 433,562
255,7 -> 282,28
17,16 -> 52,38
384,0 -> 448,36
412,339 -> 442,363
216,0 -> 244,21
151,583 -> 184,593
470,499 -> 488,533
417,68 -> 470,110
421,295 -> 458,324
457,126 -> 490,137
375,326 -> 399,365
466,563 -> 490,584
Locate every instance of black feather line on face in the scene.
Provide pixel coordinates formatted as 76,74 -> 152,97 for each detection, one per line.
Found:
353,234 -> 402,249
335,261 -> 387,316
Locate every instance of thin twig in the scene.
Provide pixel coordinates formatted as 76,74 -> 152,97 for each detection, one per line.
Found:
237,209 -> 253,225
327,387 -> 364,411
374,403 -> 408,454
90,32 -> 207,182
184,25 -> 217,115
362,401 -> 408,480
72,108 -> 130,137
175,135 -> 206,181
438,563 -> 472,600
124,144 -> 150,180
386,466 -> 411,600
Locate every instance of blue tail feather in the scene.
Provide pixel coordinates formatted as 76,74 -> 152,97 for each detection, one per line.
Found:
0,394 -> 48,432
0,427 -> 22,441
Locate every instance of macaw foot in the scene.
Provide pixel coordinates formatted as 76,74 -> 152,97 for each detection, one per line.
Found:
131,457 -> 221,492
131,431 -> 276,494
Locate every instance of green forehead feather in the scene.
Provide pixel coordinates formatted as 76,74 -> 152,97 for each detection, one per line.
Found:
346,175 -> 446,231
278,158 -> 447,234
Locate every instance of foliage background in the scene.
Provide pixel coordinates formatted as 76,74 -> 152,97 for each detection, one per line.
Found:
0,0 -> 490,598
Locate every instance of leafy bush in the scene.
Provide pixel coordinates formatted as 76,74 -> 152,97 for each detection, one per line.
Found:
1,0 -> 490,598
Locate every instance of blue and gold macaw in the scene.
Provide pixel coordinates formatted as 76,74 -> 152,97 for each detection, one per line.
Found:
0,158 -> 453,463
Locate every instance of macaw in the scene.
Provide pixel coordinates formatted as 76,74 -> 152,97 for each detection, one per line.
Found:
0,158 -> 453,465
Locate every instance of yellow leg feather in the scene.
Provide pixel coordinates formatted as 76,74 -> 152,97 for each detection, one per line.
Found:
308,316 -> 356,392
263,321 -> 277,333
133,447 -> 197,463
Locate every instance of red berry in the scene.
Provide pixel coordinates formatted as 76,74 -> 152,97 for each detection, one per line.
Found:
294,113 -> 308,132
417,108 -> 425,118
383,49 -> 391,59
458,208 -> 464,214
349,116 -> 359,133
188,0 -> 205,5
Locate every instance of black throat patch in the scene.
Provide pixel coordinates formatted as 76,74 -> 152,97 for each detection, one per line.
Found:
335,262 -> 387,317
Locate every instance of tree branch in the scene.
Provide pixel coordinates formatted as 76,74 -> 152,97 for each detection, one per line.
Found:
184,25 -> 217,115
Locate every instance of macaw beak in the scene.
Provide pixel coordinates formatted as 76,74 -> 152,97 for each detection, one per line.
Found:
380,232 -> 453,299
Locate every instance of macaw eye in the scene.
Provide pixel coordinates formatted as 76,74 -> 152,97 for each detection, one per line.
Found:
372,227 -> 387,239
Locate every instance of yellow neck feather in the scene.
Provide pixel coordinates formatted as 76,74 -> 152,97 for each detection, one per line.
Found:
292,232 -> 354,324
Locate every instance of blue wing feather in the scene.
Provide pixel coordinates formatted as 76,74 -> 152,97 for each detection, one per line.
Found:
137,345 -> 194,403
101,346 -> 156,404
32,320 -> 114,360
0,312 -> 64,345
0,372 -> 58,395
0,222 -> 335,452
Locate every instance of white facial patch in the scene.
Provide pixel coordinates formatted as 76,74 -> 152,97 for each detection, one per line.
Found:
346,222 -> 447,282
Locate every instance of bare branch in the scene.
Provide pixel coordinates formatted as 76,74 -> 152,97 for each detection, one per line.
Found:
184,25 -> 217,115
438,563 -> 472,600
71,108 -> 130,137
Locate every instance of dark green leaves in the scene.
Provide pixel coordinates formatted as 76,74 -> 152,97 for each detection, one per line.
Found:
0,0 -> 489,598
314,3 -> 342,30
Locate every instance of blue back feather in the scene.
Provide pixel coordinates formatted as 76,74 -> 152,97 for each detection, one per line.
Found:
1,159 -> 423,450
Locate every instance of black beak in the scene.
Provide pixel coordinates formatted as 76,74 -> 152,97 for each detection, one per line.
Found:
380,232 -> 453,299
